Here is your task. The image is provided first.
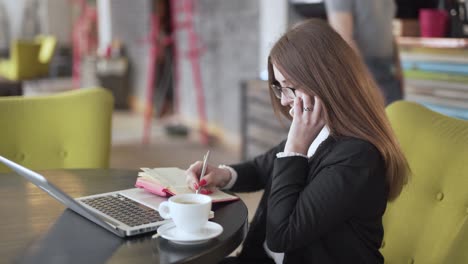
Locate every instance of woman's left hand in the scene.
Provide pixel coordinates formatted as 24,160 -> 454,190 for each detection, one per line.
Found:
284,95 -> 325,154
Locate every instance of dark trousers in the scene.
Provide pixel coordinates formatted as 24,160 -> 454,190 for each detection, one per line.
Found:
365,57 -> 403,105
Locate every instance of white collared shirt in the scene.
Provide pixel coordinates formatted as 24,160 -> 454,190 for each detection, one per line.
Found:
222,126 -> 330,190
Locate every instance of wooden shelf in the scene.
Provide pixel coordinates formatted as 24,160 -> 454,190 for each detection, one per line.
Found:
397,37 -> 468,49
240,80 -> 289,161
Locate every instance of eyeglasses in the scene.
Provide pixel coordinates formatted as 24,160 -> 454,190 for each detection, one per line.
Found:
270,82 -> 297,99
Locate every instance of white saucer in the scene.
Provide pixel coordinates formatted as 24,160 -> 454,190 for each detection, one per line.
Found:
157,221 -> 223,245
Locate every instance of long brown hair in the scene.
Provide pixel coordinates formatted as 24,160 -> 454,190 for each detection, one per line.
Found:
268,19 -> 409,201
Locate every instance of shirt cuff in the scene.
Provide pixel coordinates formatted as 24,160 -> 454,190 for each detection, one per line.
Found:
276,152 -> 308,159
218,164 -> 238,190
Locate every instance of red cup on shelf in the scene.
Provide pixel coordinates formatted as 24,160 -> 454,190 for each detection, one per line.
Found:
419,9 -> 448,38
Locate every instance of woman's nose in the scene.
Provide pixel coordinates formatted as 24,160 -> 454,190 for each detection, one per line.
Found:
280,94 -> 293,106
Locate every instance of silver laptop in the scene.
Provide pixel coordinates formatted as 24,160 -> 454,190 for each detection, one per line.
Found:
0,155 -> 171,237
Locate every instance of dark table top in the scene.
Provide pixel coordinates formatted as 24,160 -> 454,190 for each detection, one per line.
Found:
0,169 -> 248,264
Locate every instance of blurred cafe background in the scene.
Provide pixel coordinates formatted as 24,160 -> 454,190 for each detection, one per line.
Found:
0,0 -> 467,259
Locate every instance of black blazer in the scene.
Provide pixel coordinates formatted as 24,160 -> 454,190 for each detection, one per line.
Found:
229,136 -> 388,264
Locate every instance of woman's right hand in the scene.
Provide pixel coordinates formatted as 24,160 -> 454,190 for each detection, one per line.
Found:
185,161 -> 232,194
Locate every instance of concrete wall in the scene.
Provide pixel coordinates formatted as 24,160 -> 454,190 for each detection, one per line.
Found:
177,0 -> 260,147
0,0 -> 26,41
40,0 -> 72,45
259,0 -> 288,80
109,0 -> 152,106
0,0 -> 71,45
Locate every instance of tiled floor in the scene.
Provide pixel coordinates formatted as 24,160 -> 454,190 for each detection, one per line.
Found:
110,111 -> 262,223
110,111 -> 240,168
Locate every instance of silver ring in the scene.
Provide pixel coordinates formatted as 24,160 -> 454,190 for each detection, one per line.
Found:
303,107 -> 313,111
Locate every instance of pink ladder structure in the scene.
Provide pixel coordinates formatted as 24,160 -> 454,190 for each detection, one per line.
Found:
71,0 -> 98,89
143,0 -> 209,145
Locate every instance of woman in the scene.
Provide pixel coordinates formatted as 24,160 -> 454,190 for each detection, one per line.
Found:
185,19 -> 409,264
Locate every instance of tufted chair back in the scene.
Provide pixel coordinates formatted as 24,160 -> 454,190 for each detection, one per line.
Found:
382,101 -> 468,263
0,88 -> 113,172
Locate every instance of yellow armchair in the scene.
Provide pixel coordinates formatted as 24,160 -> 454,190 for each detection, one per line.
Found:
35,35 -> 57,76
382,101 -> 468,263
0,40 -> 41,80
0,88 -> 113,172
0,35 -> 57,81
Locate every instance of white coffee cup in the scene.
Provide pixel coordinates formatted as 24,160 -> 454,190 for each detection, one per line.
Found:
158,193 -> 212,234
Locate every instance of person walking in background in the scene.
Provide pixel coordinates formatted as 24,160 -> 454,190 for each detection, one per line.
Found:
325,0 -> 403,105
185,19 -> 409,264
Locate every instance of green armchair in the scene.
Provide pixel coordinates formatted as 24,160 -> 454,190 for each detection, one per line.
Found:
0,35 -> 57,80
0,88 -> 113,172
382,101 -> 468,263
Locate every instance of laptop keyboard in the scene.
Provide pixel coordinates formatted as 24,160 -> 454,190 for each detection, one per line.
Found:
81,194 -> 165,227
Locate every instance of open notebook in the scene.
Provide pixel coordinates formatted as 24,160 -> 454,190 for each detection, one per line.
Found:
135,167 -> 239,203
